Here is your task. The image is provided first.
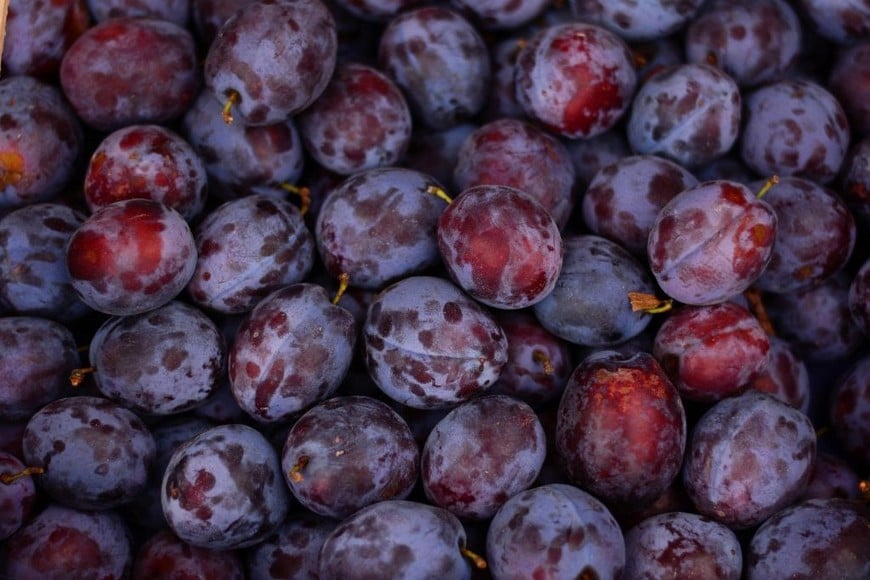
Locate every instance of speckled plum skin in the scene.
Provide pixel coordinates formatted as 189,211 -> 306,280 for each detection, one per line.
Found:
84,125 -> 208,222
421,394 -> 546,520
624,511 -> 742,579
363,276 -> 508,409
581,154 -> 698,257
747,336 -> 810,415
515,21 -> 636,139
0,316 -> 79,422
245,513 -> 337,580
438,185 -> 563,310
0,452 -> 38,540
453,118 -> 577,230
204,0 -> 336,126
319,499 -> 472,579
686,0 -> 801,87
830,355 -> 870,468
188,195 -> 315,314
486,483 -> 626,580
740,79 -> 851,184
89,301 -> 226,415
378,6 -> 490,130
653,302 -> 771,403
282,395 -> 419,519
850,257 -> 870,334
132,529 -> 246,580
315,167 -> 448,290
683,391 -> 816,530
0,203 -> 91,321
556,351 -> 686,510
66,199 -> 197,316
570,0 -> 705,41
647,180 -> 776,305
3,504 -> 132,580
747,498 -> 870,579
161,423 -> 291,550
627,63 -> 741,168
22,396 -> 156,511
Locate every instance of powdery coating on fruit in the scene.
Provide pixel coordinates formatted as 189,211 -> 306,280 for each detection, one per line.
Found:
85,125 -> 208,222
87,0 -> 189,26
59,17 -> 199,132
515,21 -> 636,139
623,512 -> 742,579
570,0 -> 705,41
683,391 -> 816,529
245,512 -> 337,579
0,77 -> 83,209
747,336 -> 811,415
3,504 -> 132,579
829,42 -> 870,136
319,500 -> 471,579
555,351 -> 686,509
66,199 -> 197,316
89,302 -> 226,415
182,91 -> 305,201
298,62 -> 412,175
229,284 -> 356,422
421,395 -> 546,520
627,63 -> 741,168
740,79 -> 851,184
315,167 -> 447,290
686,0 -> 801,87
581,154 -> 698,257
797,0 -> 870,44
747,498 -> 870,579
753,177 -> 855,294
364,276 -> 508,409
802,452 -> 862,501
204,0 -> 336,125
0,203 -> 91,321
654,303 -> 771,403
0,452 -> 38,540
22,396 -> 156,511
830,355 -> 870,467
332,0 -> 419,21
132,529 -> 246,580
188,196 -> 314,314
282,396 -> 419,519
849,257 -> 870,334
839,136 -> 870,227
0,317 -> 79,421
378,6 -> 491,130
647,180 -> 776,305
3,0 -> 90,77
533,235 -> 655,347
452,0 -> 549,29
161,424 -> 290,550
453,118 -> 577,230
486,483 -> 626,580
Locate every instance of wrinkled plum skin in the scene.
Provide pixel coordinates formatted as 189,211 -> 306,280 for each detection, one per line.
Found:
623,512 -> 743,580
747,336 -> 810,414
132,529 -> 246,580
378,6 -> 490,130
653,302 -> 771,403
647,180 -> 777,305
84,124 -> 208,222
0,316 -> 79,422
188,195 -> 315,314
437,184 -> 563,310
627,63 -> 742,169
315,167 -> 447,290
364,276 -> 508,409
3,504 -> 132,580
60,17 -> 199,132
22,396 -> 156,511
830,355 -> 870,468
3,0 -> 90,78
515,21 -> 636,139
533,235 -> 654,347
204,0 -> 337,125
570,0 -> 705,41
556,351 -> 686,511
66,199 -> 197,316
683,391 -> 816,529
282,396 -> 419,519
421,394 -> 546,520
245,513 -> 337,580
581,154 -> 698,257
740,79 -> 851,184
161,424 -> 290,550
747,499 -> 870,579
0,452 -> 39,540
319,500 -> 471,579
486,483 -> 626,580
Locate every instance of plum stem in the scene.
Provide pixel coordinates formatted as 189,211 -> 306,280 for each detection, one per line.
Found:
332,273 -> 349,305
460,545 -> 487,570
627,292 -> 673,314
70,367 -> 95,387
859,480 -> 869,501
426,185 -> 453,204
744,288 -> 776,336
279,183 -> 311,215
288,455 -> 309,483
1,466 -> 44,485
532,349 -> 555,375
756,175 -> 779,199
222,90 -> 240,125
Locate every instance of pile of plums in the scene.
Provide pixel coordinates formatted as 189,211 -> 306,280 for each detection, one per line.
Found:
1,0 -> 869,578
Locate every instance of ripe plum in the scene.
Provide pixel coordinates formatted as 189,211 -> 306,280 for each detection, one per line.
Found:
0,451 -> 40,540
3,0 -> 90,78
830,355 -> 870,468
245,512 -> 338,579
132,528 -> 246,580
747,336 -> 811,414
